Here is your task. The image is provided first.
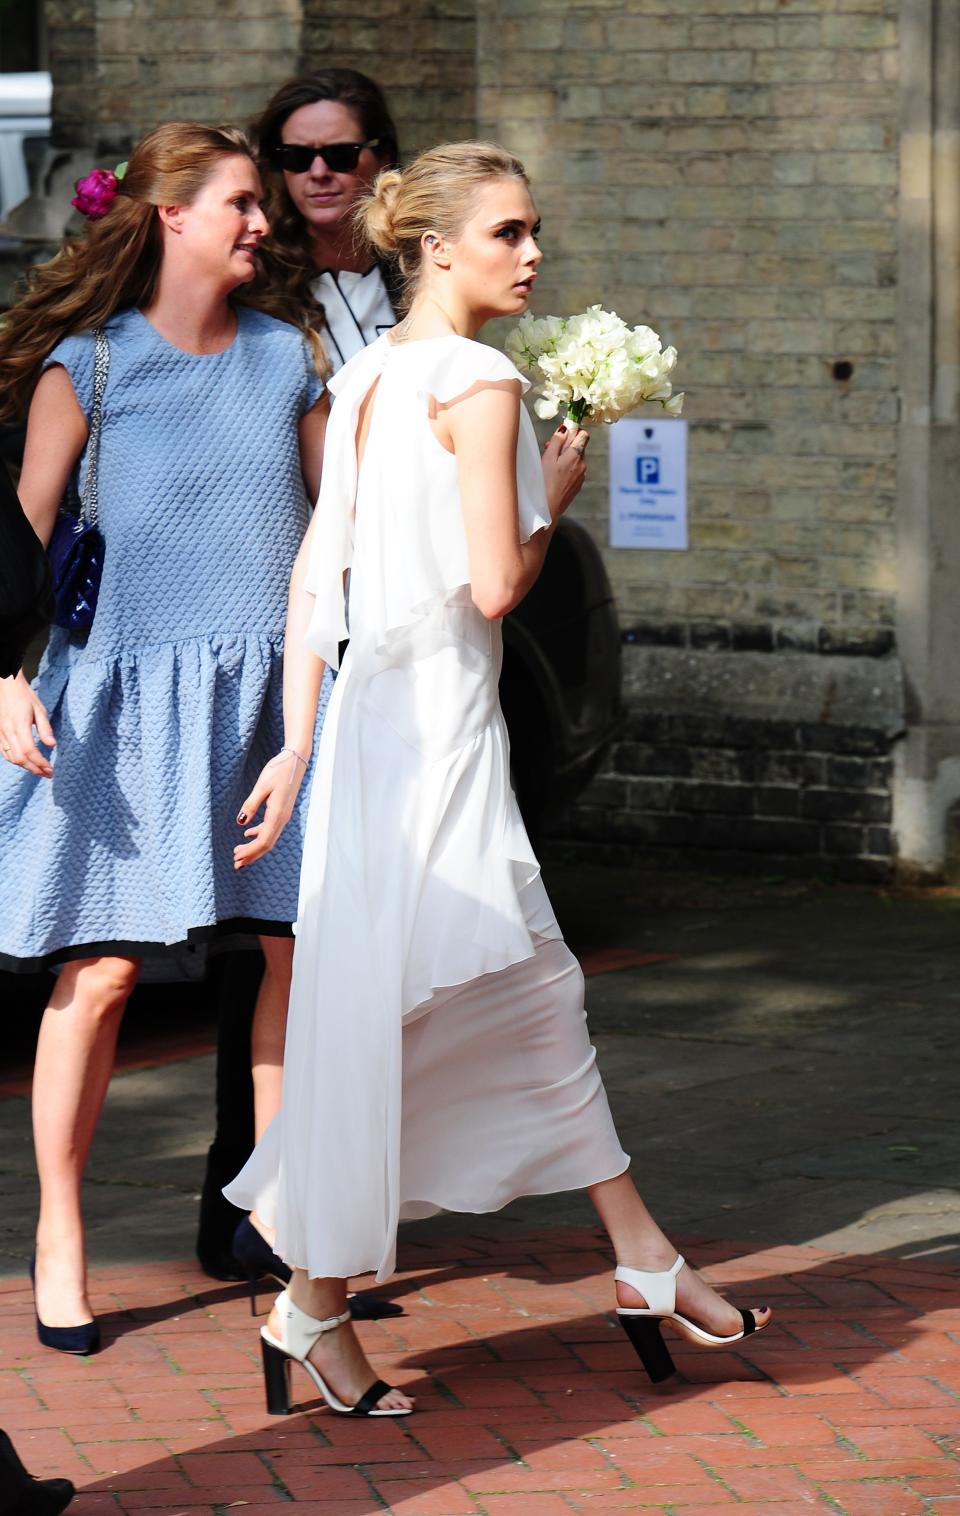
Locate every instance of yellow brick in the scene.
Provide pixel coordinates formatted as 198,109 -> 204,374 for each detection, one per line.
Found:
822,14 -> 897,48
52,0 -> 903,649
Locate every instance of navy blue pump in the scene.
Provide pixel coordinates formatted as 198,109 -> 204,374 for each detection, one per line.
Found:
28,1254 -> 100,1356
231,1218 -> 403,1321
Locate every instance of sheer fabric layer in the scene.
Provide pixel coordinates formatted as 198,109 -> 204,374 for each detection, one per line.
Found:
225,335 -> 628,1281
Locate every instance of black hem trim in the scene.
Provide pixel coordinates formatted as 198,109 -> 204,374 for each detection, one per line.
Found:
0,916 -> 293,975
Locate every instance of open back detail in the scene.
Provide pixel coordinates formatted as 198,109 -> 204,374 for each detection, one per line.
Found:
301,334 -> 551,670
226,333 -> 629,1282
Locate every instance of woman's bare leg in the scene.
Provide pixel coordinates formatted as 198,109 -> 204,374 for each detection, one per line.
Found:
266,1271 -> 413,1412
32,955 -> 141,1326
589,1171 -> 771,1334
252,935 -> 294,1142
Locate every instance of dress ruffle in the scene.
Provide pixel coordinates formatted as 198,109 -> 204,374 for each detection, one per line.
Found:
304,335 -> 551,671
225,636 -> 568,1281
0,628 -> 325,967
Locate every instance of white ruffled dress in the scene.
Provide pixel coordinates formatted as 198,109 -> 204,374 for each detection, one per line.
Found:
225,334 -> 629,1281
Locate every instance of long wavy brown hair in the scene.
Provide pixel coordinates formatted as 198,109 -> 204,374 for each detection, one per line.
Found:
0,121 -> 318,422
243,70 -> 400,351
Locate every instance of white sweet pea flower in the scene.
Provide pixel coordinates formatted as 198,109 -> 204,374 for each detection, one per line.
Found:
505,304 -> 681,426
534,395 -> 561,420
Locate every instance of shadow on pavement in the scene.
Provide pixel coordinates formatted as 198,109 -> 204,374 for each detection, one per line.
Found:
4,1232 -> 958,1514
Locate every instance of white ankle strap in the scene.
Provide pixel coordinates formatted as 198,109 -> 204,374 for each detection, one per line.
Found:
273,1289 -> 351,1358
615,1254 -> 685,1315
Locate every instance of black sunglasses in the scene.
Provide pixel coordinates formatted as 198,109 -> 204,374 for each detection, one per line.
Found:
272,139 -> 382,174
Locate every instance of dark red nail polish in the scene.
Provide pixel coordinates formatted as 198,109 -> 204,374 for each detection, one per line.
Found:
236,812 -> 247,824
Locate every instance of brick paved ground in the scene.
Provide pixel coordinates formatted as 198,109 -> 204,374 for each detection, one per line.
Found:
3,1228 -> 959,1515
4,867 -> 960,1511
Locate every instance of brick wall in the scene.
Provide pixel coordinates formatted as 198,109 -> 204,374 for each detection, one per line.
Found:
476,0 -> 903,877
557,712 -> 897,882
47,0 -> 303,151
45,0 -> 95,148
302,0 -> 477,150
46,0 -> 478,156
38,0 -> 925,878
478,0 -> 899,648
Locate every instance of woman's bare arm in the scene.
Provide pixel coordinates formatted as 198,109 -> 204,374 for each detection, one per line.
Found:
441,381 -> 588,620
19,366 -> 89,547
233,503 -> 327,868
298,390 -> 329,504
0,367 -> 88,777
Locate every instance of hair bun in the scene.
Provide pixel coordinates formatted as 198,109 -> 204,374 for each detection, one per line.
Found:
361,168 -> 403,256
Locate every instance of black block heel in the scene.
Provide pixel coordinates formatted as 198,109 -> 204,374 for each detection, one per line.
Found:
260,1292 -> 413,1417
261,1336 -> 292,1415
617,1315 -> 677,1383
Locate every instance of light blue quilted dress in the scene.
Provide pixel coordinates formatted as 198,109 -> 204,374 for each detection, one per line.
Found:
0,305 -> 328,971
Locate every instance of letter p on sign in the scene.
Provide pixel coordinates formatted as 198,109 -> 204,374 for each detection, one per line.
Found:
636,455 -> 660,485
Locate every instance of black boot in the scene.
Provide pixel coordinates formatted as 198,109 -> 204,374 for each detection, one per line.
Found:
0,1429 -> 74,1516
196,1144 -> 248,1280
195,950 -> 259,1280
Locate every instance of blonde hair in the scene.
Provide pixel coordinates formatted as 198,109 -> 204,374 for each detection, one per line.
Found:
356,140 -> 529,311
0,121 -> 322,421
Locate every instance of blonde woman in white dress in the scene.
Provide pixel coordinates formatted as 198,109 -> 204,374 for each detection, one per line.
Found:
225,142 -> 772,1418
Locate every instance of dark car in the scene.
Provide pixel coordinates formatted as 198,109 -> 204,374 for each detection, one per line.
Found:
501,515 -> 622,838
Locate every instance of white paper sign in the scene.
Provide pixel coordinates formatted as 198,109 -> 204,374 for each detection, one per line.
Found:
608,417 -> 688,550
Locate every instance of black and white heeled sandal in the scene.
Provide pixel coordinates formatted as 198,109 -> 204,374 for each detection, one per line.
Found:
260,1289 -> 413,1417
615,1254 -> 769,1383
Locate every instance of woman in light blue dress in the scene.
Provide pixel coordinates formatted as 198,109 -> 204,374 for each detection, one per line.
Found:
0,122 -> 328,1353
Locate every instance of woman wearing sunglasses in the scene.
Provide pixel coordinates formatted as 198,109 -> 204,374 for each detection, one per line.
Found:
248,69 -> 402,368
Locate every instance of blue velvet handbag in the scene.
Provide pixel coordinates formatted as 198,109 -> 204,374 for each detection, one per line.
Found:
48,328 -> 109,638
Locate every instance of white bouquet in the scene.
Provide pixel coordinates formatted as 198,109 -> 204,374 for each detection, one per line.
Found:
505,304 -> 683,428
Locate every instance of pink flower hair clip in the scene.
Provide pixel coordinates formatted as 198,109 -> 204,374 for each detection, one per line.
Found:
71,161 -> 128,220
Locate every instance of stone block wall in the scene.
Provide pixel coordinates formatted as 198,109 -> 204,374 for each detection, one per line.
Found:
475,0 -> 905,878
559,713 -> 898,881
302,0 -> 477,151
478,0 -> 900,649
551,640 -> 903,880
31,0 -> 960,877
46,0 -> 303,151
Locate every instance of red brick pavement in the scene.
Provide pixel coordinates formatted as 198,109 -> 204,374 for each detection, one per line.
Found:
3,1230 -> 959,1514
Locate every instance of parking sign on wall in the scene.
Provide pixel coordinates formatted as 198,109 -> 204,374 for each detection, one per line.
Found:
608,417 -> 688,550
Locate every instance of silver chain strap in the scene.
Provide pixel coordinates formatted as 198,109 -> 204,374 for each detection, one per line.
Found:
75,326 -> 109,534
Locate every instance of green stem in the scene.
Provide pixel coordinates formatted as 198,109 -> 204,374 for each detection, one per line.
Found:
565,399 -> 589,427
